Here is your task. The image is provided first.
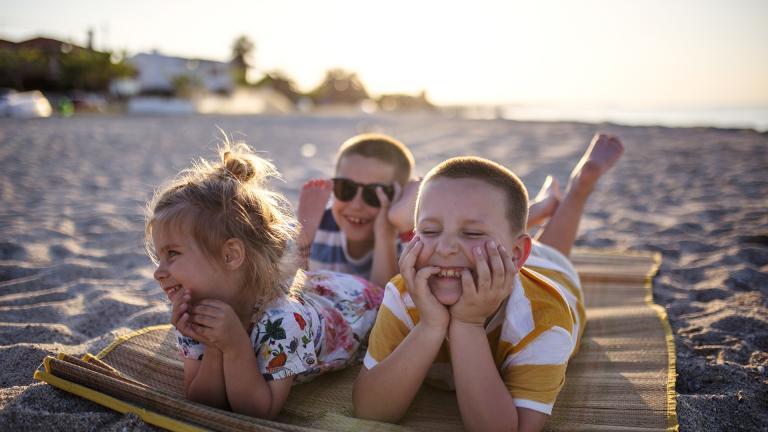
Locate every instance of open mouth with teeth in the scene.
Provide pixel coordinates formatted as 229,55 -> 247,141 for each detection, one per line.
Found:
164,284 -> 182,295
427,267 -> 468,306
345,215 -> 371,226
437,269 -> 462,278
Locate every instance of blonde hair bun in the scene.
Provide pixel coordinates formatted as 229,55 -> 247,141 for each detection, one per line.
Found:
220,142 -> 278,186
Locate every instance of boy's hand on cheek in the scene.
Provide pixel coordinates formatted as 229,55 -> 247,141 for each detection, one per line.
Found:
450,240 -> 515,326
399,237 -> 449,332
182,299 -> 249,352
373,185 -> 398,239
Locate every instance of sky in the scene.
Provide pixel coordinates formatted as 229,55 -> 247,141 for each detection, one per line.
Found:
2,0 -> 767,107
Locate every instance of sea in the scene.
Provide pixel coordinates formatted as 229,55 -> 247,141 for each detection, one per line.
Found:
453,104 -> 768,132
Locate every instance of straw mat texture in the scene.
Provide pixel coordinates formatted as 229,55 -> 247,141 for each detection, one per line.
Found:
34,249 -> 677,431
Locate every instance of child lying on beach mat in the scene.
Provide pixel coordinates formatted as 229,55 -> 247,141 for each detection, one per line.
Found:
354,134 -> 624,431
145,140 -> 385,419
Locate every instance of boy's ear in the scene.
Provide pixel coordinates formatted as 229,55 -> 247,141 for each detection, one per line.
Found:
511,233 -> 532,272
222,238 -> 246,270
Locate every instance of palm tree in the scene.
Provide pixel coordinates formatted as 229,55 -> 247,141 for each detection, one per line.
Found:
231,35 -> 255,85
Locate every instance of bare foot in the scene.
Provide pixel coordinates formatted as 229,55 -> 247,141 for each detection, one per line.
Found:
568,133 -> 624,196
297,179 -> 332,259
528,175 -> 561,228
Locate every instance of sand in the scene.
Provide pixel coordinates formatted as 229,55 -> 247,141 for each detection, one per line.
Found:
0,113 -> 765,431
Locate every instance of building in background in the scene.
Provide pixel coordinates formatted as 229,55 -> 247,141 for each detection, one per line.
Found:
127,51 -> 233,96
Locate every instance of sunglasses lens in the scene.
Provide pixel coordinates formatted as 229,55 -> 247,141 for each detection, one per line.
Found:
332,179 -> 357,201
362,186 -> 381,207
362,185 -> 394,208
332,178 -> 394,208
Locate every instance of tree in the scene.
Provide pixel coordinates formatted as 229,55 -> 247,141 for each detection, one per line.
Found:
253,70 -> 303,103
0,46 -> 134,92
231,35 -> 255,85
309,68 -> 369,105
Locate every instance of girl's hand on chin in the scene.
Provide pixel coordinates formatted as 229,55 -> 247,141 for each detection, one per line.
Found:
169,288 -> 192,333
182,299 -> 249,352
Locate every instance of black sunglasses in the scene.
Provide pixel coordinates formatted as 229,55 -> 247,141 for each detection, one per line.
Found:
331,178 -> 395,208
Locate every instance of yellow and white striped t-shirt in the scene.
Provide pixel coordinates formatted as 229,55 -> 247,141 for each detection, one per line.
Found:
363,241 -> 585,415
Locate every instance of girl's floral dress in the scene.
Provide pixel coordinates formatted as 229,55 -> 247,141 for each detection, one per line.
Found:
175,270 -> 383,382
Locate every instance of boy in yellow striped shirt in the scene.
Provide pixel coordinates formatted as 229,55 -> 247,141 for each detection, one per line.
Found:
353,134 -> 624,431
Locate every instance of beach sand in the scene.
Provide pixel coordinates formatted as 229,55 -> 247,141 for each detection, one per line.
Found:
0,114 -> 766,431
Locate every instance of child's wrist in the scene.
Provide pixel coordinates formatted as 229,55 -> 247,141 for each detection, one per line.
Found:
448,319 -> 486,341
449,309 -> 485,325
414,321 -> 448,341
203,345 -> 224,357
221,337 -> 254,359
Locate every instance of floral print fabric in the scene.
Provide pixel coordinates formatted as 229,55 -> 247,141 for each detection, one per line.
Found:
175,270 -> 382,382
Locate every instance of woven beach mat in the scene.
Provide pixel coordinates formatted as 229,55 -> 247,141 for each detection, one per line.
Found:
34,249 -> 677,431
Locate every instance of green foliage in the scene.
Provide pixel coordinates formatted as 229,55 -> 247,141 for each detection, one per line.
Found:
231,35 -> 255,85
0,48 -> 49,89
253,71 -> 303,103
170,74 -> 204,98
0,47 -> 135,91
309,68 -> 369,105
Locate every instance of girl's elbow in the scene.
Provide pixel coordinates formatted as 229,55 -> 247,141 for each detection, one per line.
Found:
232,402 -> 273,420
353,404 -> 403,424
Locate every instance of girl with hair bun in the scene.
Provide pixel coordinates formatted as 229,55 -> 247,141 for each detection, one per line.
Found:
145,139 -> 382,419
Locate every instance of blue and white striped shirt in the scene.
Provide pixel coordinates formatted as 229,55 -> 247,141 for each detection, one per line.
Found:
309,209 -> 404,280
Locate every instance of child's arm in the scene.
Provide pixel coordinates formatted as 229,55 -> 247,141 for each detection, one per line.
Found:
448,241 -> 547,431
353,318 -> 445,421
353,238 -> 446,422
369,186 -> 402,287
170,288 -> 229,407
221,336 -> 295,418
449,323 -> 547,432
387,178 -> 421,233
181,299 -> 295,419
182,350 -> 229,409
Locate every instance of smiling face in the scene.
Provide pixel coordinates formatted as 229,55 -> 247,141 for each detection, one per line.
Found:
152,222 -> 242,306
331,153 -> 397,257
415,177 -> 521,306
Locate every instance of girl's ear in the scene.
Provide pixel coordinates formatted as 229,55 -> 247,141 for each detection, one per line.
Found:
511,233 -> 532,272
222,238 -> 246,270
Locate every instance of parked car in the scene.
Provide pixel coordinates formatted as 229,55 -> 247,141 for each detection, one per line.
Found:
0,89 -> 53,118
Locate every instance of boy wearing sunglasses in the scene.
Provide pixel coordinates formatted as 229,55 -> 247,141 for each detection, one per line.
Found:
297,133 -> 415,288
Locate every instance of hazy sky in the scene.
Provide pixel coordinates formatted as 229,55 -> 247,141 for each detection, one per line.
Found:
3,0 -> 767,106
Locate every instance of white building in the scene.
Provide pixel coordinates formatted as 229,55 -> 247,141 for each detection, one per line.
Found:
128,51 -> 234,95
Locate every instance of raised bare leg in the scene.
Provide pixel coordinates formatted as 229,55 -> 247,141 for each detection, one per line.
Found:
296,179 -> 332,268
528,175 -> 561,230
536,134 -> 624,257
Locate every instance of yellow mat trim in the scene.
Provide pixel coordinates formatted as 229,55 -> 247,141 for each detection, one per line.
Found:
94,324 -> 174,359
33,366 -> 207,432
642,252 -> 678,431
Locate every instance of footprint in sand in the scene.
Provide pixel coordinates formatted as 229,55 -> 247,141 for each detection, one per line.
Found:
690,288 -> 731,302
737,234 -> 768,246
725,267 -> 768,293
711,316 -> 768,335
0,264 -> 39,283
0,242 -> 27,261
0,324 -> 79,345
48,244 -> 76,260
736,246 -> 768,267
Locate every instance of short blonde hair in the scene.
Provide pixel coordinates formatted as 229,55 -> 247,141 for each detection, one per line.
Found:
335,133 -> 414,185
419,156 -> 529,234
145,140 -> 302,311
